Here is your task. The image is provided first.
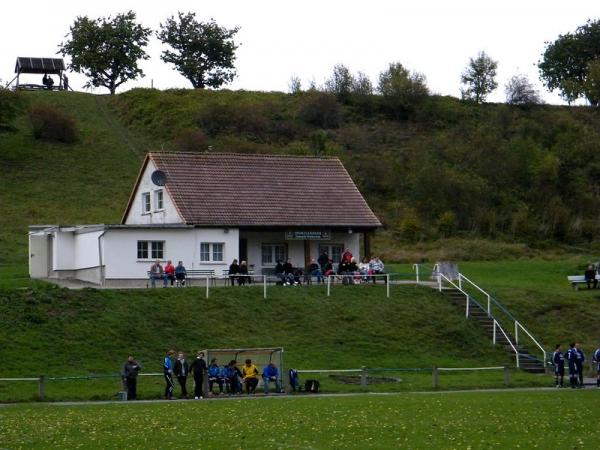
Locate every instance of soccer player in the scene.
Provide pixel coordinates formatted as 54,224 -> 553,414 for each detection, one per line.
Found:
189,351 -> 207,399
552,344 -> 565,388
565,343 -> 579,389
163,349 -> 175,399
241,358 -> 259,394
207,358 -> 224,395
174,351 -> 189,398
593,345 -> 600,388
575,343 -> 585,388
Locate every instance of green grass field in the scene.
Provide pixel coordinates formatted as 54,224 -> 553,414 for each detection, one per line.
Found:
1,391 -> 599,449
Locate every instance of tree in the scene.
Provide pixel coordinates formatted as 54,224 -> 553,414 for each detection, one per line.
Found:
505,75 -> 542,105
538,20 -> 600,105
59,11 -> 151,94
325,64 -> 354,100
377,62 -> 429,117
288,75 -> 302,94
352,71 -> 373,95
157,12 -> 239,89
460,51 -> 498,103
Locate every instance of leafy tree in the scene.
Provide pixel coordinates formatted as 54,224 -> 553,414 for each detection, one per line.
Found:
377,62 -> 429,117
59,11 -> 151,94
505,75 -> 542,105
352,71 -> 373,95
325,64 -> 354,100
460,51 -> 498,103
157,12 -> 239,89
288,75 -> 302,94
538,20 -> 600,105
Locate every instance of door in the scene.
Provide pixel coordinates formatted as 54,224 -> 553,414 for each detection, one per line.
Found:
239,238 -> 248,263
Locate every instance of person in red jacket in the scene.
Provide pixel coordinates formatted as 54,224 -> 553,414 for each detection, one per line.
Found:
164,260 -> 175,286
341,248 -> 353,264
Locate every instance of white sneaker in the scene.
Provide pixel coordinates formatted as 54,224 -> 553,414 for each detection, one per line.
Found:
194,396 -> 199,399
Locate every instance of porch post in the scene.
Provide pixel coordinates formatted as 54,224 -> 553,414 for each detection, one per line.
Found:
363,231 -> 372,259
303,240 -> 310,269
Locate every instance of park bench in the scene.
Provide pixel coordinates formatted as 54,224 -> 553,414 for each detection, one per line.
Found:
567,274 -> 600,290
146,269 -> 215,288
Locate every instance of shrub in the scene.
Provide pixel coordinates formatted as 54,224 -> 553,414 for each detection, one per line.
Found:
173,128 -> 208,152
298,92 -> 340,128
0,89 -> 24,130
196,100 -> 275,140
27,104 -> 77,143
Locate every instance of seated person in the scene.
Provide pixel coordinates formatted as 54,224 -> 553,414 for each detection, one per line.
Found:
307,258 -> 324,284
229,259 -> 240,286
164,260 -> 175,286
341,248 -> 353,263
241,358 -> 259,394
584,264 -> 597,289
369,256 -> 385,284
149,260 -> 167,288
348,257 -> 360,283
281,259 -> 295,285
323,259 -> 334,278
207,358 -> 224,395
275,260 -> 286,285
239,260 -> 251,285
338,260 -> 351,285
293,267 -> 304,285
222,360 -> 242,394
358,257 -> 372,282
262,362 -> 281,394
175,260 -> 187,286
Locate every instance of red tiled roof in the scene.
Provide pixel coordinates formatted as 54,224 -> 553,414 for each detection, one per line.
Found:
134,152 -> 382,228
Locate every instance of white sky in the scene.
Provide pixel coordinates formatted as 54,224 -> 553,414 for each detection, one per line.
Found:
1,0 -> 599,104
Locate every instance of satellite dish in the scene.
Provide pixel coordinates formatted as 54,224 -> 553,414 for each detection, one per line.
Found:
151,170 -> 167,186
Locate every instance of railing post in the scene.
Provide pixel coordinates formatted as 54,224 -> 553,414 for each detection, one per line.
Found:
327,275 -> 331,297
361,366 -> 368,389
487,294 -> 491,316
515,351 -> 520,369
432,366 -> 439,389
38,375 -> 45,400
437,274 -> 442,292
413,264 -> 420,283
206,277 -> 210,299
493,320 -> 496,344
503,366 -> 511,387
263,275 -> 267,299
458,274 -> 462,290
386,274 -> 390,298
465,295 -> 470,318
514,322 -> 519,345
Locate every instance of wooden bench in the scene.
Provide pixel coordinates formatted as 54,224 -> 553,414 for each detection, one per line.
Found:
567,275 -> 600,290
146,269 -> 215,287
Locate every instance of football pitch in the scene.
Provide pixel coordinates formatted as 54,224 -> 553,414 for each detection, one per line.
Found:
1,390 -> 598,449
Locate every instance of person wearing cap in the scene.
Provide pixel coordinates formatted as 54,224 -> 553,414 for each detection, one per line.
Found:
121,355 -> 141,400
189,351 -> 207,399
241,359 -> 259,394
262,362 -> 281,394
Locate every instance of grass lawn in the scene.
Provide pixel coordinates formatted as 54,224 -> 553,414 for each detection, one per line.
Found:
1,390 -> 599,449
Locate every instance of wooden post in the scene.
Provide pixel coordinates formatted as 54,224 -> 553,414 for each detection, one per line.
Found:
432,366 -> 439,389
38,375 -> 45,400
503,366 -> 511,387
363,232 -> 372,259
361,366 -> 368,389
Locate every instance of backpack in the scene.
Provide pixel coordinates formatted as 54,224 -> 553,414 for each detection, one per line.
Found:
304,379 -> 320,393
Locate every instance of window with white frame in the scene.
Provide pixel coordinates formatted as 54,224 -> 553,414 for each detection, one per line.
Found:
155,190 -> 164,211
200,242 -> 224,262
261,244 -> 287,266
137,241 -> 164,259
318,244 -> 344,264
142,192 -> 151,214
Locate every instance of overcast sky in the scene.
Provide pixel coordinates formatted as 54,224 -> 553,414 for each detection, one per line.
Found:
1,0 -> 599,104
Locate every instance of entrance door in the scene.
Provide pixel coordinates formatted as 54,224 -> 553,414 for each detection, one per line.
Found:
239,238 -> 248,263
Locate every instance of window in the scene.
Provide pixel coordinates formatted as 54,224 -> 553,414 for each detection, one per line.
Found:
155,190 -> 164,211
319,244 -> 344,264
262,244 -> 287,266
142,192 -> 151,214
137,241 -> 164,259
200,242 -> 224,262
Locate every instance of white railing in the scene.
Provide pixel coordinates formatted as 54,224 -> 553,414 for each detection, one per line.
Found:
493,319 -> 520,368
458,273 -> 491,316
515,321 -> 547,365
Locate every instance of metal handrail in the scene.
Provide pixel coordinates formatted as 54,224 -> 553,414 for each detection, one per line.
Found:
436,272 -> 488,316
515,321 -> 547,364
494,319 -> 520,368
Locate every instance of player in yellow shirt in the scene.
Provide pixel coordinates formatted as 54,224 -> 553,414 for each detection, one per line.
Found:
241,358 -> 259,394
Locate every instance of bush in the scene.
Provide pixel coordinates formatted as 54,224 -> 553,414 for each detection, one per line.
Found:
173,128 -> 208,152
0,89 -> 24,130
298,92 -> 340,128
27,104 -> 77,143
196,100 -> 277,140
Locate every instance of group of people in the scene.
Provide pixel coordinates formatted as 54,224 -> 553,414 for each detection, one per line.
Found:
121,351 -> 282,401
302,249 -> 385,285
149,260 -> 187,288
552,342 -> 600,388
227,259 -> 252,285
41,73 -> 69,90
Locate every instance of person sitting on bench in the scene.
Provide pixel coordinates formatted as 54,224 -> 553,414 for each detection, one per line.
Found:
175,261 -> 187,286
308,258 -> 323,284
241,358 -> 259,394
229,259 -> 240,286
283,259 -> 296,285
262,362 -> 281,394
207,358 -> 224,395
149,260 -> 167,288
223,360 -> 242,394
164,260 -> 175,286
239,260 -> 251,285
584,264 -> 597,289
369,256 -> 385,284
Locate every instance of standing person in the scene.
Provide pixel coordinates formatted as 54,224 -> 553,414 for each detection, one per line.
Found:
42,73 -> 48,87
164,260 -> 175,286
241,359 -> 259,394
149,260 -> 166,288
552,344 -> 565,388
262,362 -> 281,394
175,260 -> 187,286
62,74 -> 69,91
121,355 -> 141,400
593,345 -> 600,388
189,351 -> 206,399
174,352 -> 189,398
229,259 -> 240,286
565,343 -> 579,389
163,350 -> 175,399
575,343 -> 585,388
318,251 -> 329,272
207,358 -> 224,395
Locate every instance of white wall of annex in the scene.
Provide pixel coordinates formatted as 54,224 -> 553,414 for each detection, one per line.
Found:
74,231 -> 102,269
124,160 -> 184,225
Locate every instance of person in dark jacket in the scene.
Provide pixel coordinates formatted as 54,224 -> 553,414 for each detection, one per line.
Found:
121,355 -> 141,400
283,259 -> 296,284
163,349 -> 175,399
308,258 -> 323,284
189,351 -> 207,399
552,344 -> 565,388
229,259 -> 240,286
318,251 -> 329,271
174,352 -> 189,398
223,360 -> 242,394
338,260 -> 351,285
575,343 -> 585,387
275,260 -> 286,285
584,264 -> 597,289
565,343 -> 579,389
239,260 -> 251,285
593,345 -> 600,388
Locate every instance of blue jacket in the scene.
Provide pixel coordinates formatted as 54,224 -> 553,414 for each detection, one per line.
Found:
163,356 -> 173,373
552,351 -> 564,367
594,348 -> 600,363
565,348 -> 578,366
262,364 -> 279,378
175,265 -> 187,275
208,364 -> 221,378
575,348 -> 585,364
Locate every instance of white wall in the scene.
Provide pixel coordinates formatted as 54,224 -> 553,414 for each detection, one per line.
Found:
52,231 -> 74,271
29,233 -> 48,278
74,231 -> 102,269
124,160 -> 184,225
103,227 -> 239,279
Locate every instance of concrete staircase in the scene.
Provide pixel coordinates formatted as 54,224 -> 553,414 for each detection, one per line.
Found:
441,287 -> 546,373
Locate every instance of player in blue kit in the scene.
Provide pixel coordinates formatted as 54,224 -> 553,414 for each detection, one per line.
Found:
552,344 -> 565,388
